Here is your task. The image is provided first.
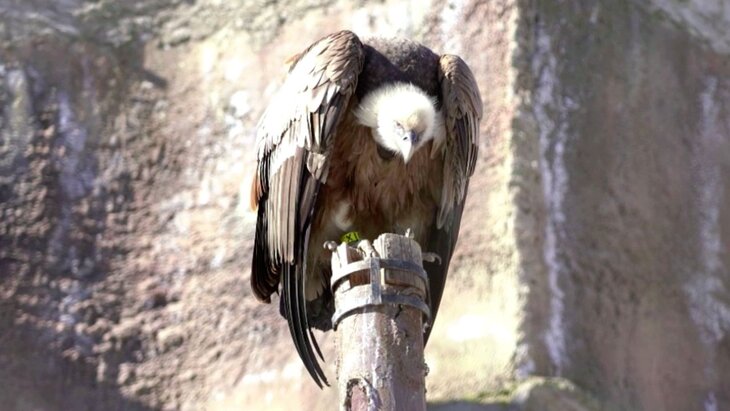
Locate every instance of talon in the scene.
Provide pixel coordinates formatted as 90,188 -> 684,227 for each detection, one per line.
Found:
357,239 -> 377,258
423,252 -> 441,265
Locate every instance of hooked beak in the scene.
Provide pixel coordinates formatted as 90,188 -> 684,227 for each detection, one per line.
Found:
401,130 -> 418,163
402,144 -> 413,163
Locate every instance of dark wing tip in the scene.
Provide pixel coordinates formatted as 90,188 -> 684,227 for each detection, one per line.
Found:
423,189 -> 469,346
284,265 -> 329,387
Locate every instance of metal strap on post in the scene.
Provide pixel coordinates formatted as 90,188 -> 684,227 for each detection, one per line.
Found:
330,247 -> 431,330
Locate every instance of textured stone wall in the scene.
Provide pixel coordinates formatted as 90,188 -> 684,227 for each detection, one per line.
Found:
1,1 -> 729,410
514,1 -> 730,410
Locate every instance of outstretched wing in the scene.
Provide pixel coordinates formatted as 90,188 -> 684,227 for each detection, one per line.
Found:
250,31 -> 364,387
424,54 -> 482,340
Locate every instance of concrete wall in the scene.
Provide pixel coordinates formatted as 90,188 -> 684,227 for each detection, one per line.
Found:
514,1 -> 730,410
1,0 -> 729,410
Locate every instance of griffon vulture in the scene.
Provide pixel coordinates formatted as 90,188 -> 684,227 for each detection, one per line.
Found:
250,30 -> 482,387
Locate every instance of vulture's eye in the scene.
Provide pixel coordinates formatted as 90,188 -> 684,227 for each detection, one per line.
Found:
394,121 -> 404,131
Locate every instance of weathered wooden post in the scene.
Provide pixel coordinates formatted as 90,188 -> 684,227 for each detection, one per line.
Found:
330,233 -> 430,411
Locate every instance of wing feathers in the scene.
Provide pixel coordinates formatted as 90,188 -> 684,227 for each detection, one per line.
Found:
421,54 -> 482,341
437,54 -> 483,227
251,30 -> 364,386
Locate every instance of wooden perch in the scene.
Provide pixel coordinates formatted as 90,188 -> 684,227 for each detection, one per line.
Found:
330,233 -> 430,411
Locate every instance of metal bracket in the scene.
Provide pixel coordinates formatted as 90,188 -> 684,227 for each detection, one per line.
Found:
331,248 -> 431,330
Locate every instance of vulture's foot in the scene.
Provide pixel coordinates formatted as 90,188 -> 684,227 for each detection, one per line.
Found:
323,240 -> 338,251
356,239 -> 378,258
422,252 -> 442,265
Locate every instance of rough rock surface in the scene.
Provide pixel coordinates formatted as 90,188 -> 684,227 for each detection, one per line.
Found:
513,2 -> 730,410
1,1 -> 729,411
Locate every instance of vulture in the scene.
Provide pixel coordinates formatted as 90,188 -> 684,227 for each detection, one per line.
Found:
250,30 -> 482,387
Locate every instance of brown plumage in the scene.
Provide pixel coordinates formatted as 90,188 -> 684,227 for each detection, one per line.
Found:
250,30 -> 482,387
